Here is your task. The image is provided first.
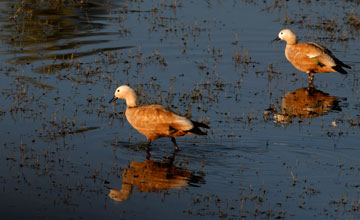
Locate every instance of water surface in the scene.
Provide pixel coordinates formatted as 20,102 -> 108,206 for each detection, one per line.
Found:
1,0 -> 360,219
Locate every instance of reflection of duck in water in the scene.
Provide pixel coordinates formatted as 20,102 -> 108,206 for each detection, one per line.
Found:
108,154 -> 205,202
274,87 -> 341,123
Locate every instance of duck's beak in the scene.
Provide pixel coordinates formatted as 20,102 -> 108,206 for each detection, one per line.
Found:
272,37 -> 281,42
109,96 -> 118,103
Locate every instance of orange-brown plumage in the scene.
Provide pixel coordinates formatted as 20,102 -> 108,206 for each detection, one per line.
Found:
109,85 -> 209,150
274,29 -> 351,83
126,105 -> 194,140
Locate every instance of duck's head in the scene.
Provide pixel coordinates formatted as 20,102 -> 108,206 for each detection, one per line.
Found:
109,85 -> 137,107
273,29 -> 296,44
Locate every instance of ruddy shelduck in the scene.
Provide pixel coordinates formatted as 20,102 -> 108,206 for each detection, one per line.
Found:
274,29 -> 351,84
109,85 -> 210,150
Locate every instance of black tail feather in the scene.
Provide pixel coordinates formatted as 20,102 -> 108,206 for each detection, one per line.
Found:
192,120 -> 210,129
336,60 -> 351,70
332,56 -> 351,70
323,46 -> 351,70
341,63 -> 351,69
187,120 -> 210,135
332,65 -> 348,75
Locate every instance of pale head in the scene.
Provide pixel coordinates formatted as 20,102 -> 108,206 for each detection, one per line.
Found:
277,29 -> 296,44
109,85 -> 137,107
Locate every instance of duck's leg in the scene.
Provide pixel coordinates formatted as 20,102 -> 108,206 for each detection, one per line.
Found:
171,137 -> 179,151
164,149 -> 177,165
145,140 -> 152,152
146,150 -> 152,160
307,71 -> 315,85
307,81 -> 315,91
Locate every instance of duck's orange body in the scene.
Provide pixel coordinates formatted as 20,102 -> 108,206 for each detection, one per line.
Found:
275,29 -> 351,83
109,85 -> 209,150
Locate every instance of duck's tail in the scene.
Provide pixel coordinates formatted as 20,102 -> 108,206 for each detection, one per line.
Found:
187,121 -> 210,135
332,64 -> 349,75
332,57 -> 351,74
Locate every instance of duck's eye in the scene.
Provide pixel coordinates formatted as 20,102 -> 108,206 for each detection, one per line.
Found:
117,89 -> 120,92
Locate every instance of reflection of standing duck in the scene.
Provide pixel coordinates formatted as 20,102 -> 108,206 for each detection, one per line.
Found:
108,157 -> 205,202
274,87 -> 341,123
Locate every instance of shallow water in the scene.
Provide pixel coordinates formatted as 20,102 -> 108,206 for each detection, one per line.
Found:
1,0 -> 360,219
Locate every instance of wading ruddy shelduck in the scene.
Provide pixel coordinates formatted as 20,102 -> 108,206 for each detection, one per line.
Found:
109,85 -> 210,151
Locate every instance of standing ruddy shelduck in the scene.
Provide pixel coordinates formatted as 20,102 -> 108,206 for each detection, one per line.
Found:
274,29 -> 351,84
109,85 -> 210,150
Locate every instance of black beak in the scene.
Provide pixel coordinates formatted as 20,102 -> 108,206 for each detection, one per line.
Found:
272,37 -> 281,42
109,96 -> 118,103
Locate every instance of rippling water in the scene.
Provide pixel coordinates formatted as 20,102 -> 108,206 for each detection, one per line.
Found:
1,0 -> 360,219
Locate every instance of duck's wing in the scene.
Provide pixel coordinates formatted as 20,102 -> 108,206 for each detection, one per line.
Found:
292,42 -> 334,67
127,105 -> 194,134
304,42 -> 350,70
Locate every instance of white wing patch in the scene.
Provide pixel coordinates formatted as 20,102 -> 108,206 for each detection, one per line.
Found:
306,53 -> 319,58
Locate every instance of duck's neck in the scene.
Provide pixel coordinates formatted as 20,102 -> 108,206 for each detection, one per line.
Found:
287,37 -> 296,45
125,90 -> 137,108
